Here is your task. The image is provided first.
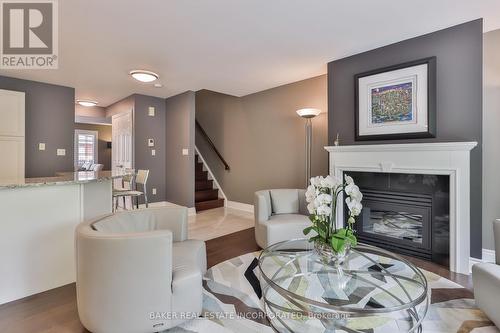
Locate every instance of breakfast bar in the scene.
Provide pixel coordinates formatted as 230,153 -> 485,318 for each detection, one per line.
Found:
0,171 -> 131,305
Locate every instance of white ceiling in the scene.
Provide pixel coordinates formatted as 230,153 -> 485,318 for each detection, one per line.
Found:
1,0 -> 500,106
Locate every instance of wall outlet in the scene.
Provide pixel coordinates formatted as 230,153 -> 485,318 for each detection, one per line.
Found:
148,106 -> 155,117
151,149 -> 156,156
56,149 -> 66,156
148,138 -> 154,147
38,143 -> 45,151
182,148 -> 189,156
152,188 -> 157,195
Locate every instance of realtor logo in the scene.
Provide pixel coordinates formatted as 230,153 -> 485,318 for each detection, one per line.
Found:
0,0 -> 58,68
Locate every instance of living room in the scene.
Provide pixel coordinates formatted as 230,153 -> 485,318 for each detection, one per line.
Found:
0,1 -> 499,332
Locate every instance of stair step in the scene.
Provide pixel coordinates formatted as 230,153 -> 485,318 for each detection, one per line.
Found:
195,162 -> 204,172
195,170 -> 208,181
195,189 -> 219,202
196,180 -> 213,191
195,198 -> 224,212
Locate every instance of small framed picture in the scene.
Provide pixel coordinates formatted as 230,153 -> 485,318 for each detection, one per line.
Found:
355,57 -> 436,141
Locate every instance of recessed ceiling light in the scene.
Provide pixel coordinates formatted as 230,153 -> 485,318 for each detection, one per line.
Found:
154,83 -> 163,88
129,70 -> 159,83
76,100 -> 98,107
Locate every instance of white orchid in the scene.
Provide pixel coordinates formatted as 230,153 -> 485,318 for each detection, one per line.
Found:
307,202 -> 316,215
315,193 -> 332,206
316,204 -> 332,216
310,176 -> 323,187
345,183 -> 363,201
304,174 -> 363,254
305,185 -> 316,203
320,175 -> 341,189
346,197 -> 363,216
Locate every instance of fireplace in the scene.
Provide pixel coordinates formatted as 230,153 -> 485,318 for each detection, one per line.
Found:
345,172 -> 449,267
326,142 -> 476,274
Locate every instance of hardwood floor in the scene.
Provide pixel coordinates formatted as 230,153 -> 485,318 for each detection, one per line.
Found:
0,227 -> 471,333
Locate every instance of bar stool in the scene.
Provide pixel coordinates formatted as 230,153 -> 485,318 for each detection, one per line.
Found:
112,173 -> 135,210
113,170 -> 149,210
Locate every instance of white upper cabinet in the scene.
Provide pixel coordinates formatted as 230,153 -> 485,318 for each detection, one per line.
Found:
0,89 -> 25,181
0,89 -> 25,137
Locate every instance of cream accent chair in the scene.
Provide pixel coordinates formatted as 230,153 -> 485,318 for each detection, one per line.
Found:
254,189 -> 312,248
75,206 -> 206,333
472,219 -> 500,328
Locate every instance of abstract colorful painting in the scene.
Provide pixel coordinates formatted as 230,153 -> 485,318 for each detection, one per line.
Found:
371,82 -> 413,124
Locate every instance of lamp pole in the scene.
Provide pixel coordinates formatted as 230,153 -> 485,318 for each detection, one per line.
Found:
296,108 -> 321,187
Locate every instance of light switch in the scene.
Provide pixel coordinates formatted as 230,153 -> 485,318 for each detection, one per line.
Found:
182,148 -> 189,156
151,149 -> 156,156
148,138 -> 154,147
38,143 -> 45,151
57,149 -> 66,156
148,106 -> 155,117
152,188 -> 157,195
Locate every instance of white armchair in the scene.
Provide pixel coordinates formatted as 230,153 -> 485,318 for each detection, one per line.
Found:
472,219 -> 500,327
75,206 -> 206,333
254,189 -> 312,248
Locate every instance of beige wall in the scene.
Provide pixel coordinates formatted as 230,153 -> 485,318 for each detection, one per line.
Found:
74,123 -> 112,170
483,29 -> 500,250
196,75 -> 328,204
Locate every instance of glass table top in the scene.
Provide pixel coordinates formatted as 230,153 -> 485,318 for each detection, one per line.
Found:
258,239 -> 429,332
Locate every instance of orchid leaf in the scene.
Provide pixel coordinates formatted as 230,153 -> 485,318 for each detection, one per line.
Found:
303,226 -> 313,235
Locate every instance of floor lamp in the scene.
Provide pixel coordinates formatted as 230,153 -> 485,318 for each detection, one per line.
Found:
296,108 -> 321,187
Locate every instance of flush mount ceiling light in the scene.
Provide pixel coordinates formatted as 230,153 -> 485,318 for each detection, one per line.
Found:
76,100 -> 98,107
296,108 -> 321,118
129,70 -> 159,83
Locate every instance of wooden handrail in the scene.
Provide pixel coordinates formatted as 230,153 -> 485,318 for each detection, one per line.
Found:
195,120 -> 230,171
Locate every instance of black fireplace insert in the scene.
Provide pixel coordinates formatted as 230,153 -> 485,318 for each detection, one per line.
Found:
345,172 -> 450,267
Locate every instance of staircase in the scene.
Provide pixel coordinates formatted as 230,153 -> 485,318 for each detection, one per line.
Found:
195,154 -> 224,211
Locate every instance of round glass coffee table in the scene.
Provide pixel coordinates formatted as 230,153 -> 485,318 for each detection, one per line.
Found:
258,239 -> 429,333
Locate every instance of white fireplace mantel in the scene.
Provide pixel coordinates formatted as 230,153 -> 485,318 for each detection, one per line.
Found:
325,141 -> 477,274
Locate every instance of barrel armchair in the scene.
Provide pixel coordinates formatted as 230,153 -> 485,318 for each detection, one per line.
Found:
472,219 -> 500,327
254,189 -> 312,248
75,206 -> 206,333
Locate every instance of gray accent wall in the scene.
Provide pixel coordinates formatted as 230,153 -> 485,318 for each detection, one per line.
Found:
165,91 -> 196,208
483,29 -> 500,251
105,94 -> 168,203
0,75 -> 75,177
133,94 -> 167,203
328,20 -> 483,258
196,75 -> 328,204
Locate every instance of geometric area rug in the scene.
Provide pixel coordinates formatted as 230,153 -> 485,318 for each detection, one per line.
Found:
166,252 -> 498,333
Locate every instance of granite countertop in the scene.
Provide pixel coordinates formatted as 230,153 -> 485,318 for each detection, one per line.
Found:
0,170 -> 134,190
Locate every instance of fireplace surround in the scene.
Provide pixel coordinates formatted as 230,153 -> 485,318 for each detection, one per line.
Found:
326,142 -> 477,274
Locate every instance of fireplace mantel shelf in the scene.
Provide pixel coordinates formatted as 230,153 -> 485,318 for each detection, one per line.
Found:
325,141 -> 477,153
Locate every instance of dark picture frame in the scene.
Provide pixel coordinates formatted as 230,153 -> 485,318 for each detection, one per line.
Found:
354,57 -> 436,141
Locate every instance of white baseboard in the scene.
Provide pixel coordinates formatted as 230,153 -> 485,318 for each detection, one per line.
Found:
137,201 -> 197,216
469,257 -> 482,273
468,248 -> 497,273
188,207 -> 197,216
482,248 -> 496,263
226,200 -> 254,213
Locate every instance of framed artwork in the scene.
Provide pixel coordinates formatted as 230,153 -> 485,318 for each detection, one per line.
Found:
355,57 -> 436,141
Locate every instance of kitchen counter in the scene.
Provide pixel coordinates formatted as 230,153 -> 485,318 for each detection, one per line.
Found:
0,170 -> 124,304
0,170 -> 133,190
